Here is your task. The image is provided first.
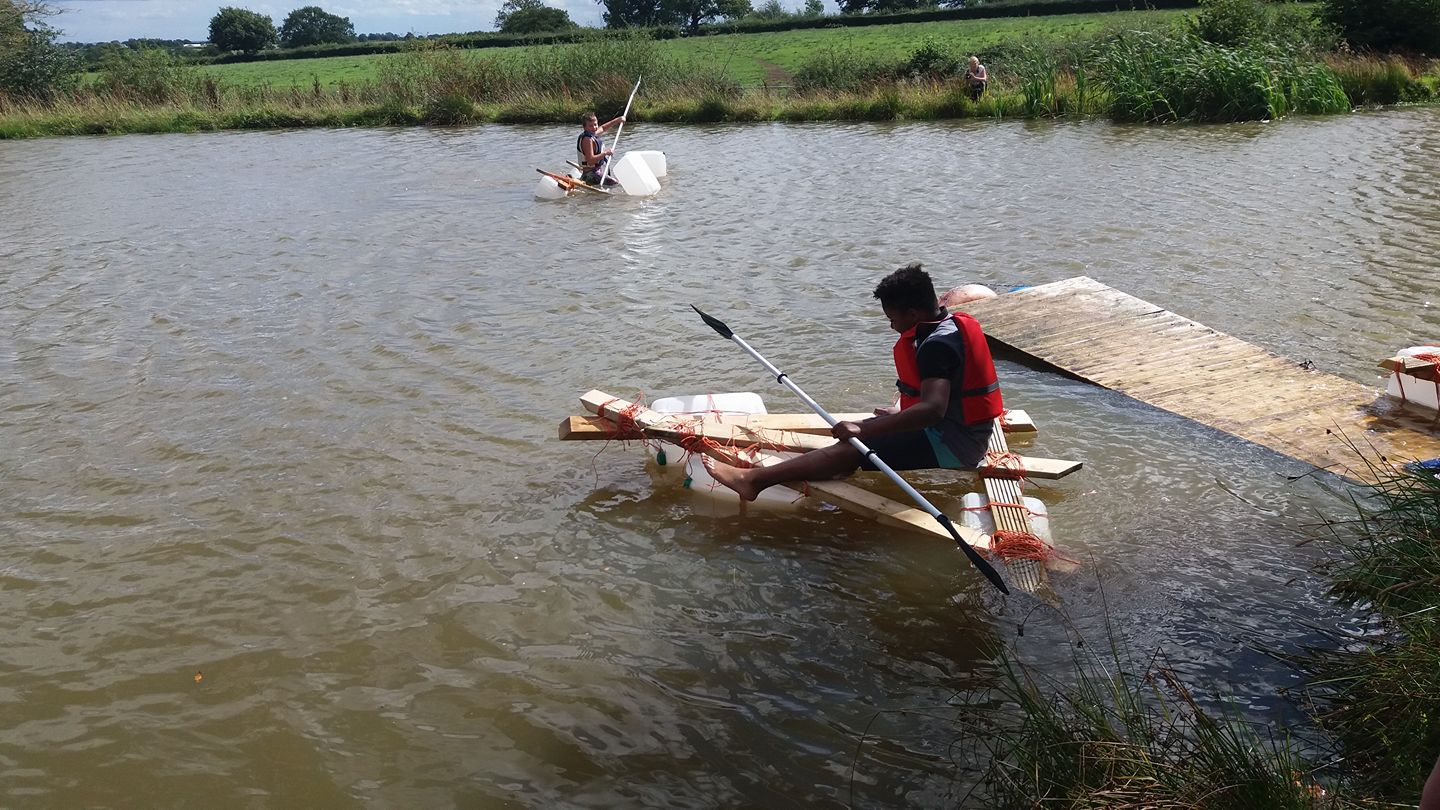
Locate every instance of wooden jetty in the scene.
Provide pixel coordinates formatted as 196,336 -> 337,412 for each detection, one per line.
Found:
955,277 -> 1440,484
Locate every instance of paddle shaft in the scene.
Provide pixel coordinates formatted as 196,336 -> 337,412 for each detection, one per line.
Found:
691,306 -> 1010,595
598,76 -> 642,188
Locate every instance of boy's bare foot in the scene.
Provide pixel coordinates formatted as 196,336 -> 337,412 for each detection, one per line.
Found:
707,460 -> 761,502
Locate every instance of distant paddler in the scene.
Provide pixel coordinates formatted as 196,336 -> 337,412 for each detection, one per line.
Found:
576,111 -> 626,186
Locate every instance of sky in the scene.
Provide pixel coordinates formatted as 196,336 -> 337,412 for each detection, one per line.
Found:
50,0 -> 610,43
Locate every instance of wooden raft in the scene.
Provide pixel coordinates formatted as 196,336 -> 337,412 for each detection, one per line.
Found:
577,391 -> 994,550
956,276 -> 1440,484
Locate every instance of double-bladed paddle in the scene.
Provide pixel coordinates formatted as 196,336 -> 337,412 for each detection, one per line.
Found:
691,304 -> 1010,595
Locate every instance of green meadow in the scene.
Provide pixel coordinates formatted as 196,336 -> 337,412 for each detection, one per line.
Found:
197,8 -> 1188,88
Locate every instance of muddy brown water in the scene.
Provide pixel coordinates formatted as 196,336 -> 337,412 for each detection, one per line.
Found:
1,109 -> 1437,806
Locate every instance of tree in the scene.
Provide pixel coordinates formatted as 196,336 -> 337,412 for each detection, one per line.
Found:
664,0 -> 718,30
208,7 -> 276,54
748,0 -> 790,19
0,0 -> 80,103
598,0 -> 676,28
494,0 -> 577,33
279,5 -> 354,48
1321,0 -> 1440,54
717,0 -> 752,16
801,0 -> 824,16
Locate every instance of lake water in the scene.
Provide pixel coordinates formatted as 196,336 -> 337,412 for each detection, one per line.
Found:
1,109 -> 1437,807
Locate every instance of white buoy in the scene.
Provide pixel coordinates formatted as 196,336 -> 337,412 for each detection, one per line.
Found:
534,175 -> 568,200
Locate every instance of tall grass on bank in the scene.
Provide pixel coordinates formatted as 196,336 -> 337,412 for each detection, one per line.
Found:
1298,464 -> 1440,802
1095,31 -> 1350,122
953,462 -> 1440,807
958,633 -> 1334,808
2,28 -> 1439,138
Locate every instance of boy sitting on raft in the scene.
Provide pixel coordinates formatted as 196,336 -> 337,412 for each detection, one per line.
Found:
708,263 -> 1003,501
576,111 -> 626,186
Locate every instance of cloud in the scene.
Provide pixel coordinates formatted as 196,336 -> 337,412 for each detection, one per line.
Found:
53,0 -> 606,42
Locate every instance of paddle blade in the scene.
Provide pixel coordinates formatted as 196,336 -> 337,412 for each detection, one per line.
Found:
936,513 -> 1010,595
691,305 -> 733,339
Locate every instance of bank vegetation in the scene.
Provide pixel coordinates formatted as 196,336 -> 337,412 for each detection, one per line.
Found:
958,459 -> 1440,807
2,0 -> 1439,137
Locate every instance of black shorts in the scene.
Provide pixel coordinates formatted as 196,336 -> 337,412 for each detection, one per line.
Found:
859,422 -> 992,472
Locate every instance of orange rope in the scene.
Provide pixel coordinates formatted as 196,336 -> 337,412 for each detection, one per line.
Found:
992,530 -> 1054,562
983,450 -> 1030,481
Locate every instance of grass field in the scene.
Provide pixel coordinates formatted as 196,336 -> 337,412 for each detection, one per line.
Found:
197,8 -> 1191,89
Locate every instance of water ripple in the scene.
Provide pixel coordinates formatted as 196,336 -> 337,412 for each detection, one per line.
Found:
1,109 -> 1437,805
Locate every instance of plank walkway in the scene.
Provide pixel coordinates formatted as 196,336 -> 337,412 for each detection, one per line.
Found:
957,277 -> 1440,484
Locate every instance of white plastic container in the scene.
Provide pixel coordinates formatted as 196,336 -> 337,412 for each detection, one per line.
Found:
647,392 -> 798,509
1384,346 -> 1440,412
651,392 -> 766,416
959,493 -> 1052,544
534,175 -> 567,200
611,152 -> 661,197
630,150 -> 668,178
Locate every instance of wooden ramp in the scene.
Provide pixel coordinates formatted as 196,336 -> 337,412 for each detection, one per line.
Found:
956,277 -> 1440,484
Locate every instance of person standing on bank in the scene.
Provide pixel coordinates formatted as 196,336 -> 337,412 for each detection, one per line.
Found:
707,263 -> 1003,502
576,111 -> 626,185
964,55 -> 988,100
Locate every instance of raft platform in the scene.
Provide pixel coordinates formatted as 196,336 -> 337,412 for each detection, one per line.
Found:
956,277 -> 1440,484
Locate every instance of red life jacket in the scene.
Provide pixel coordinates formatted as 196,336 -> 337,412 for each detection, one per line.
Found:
892,311 -> 1003,424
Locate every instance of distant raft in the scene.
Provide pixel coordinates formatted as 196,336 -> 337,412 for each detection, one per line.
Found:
534,151 -> 668,200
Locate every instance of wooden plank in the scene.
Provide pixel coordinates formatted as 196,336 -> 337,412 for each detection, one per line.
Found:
535,168 -> 610,195
954,277 -> 1440,484
577,390 -> 993,549
1381,356 -> 1440,383
743,409 -> 1038,436
560,414 -> 643,440
569,404 -> 1081,478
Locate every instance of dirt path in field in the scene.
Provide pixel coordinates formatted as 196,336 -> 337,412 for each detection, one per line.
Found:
757,60 -> 793,86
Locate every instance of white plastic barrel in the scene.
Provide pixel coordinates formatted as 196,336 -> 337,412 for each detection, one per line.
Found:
1385,346 -> 1440,411
630,150 -> 667,178
534,175 -> 567,200
959,493 -> 1053,544
611,152 -> 661,197
651,392 -> 767,415
647,392 -> 796,508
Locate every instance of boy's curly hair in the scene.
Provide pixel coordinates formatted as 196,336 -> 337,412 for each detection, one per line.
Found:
873,262 -> 938,311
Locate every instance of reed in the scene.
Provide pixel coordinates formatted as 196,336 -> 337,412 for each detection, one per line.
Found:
1295,464 -> 1440,802
961,634 -> 1334,808
1325,54 -> 1440,106
958,461 -> 1440,807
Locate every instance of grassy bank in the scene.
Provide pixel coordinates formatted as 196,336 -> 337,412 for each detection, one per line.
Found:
960,462 -> 1440,807
3,5 -> 1438,138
